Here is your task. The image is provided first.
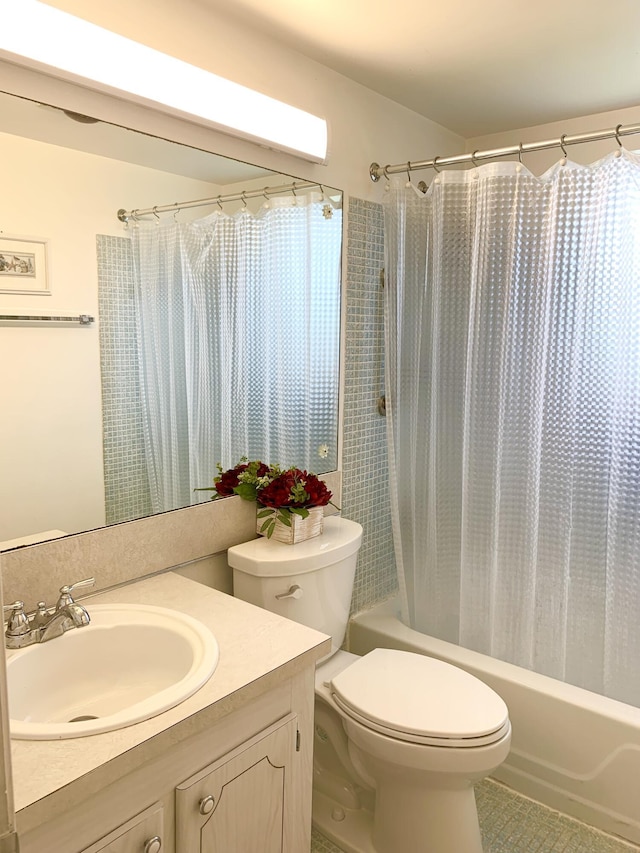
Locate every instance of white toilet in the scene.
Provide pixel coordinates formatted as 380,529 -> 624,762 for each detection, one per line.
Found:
228,516 -> 511,853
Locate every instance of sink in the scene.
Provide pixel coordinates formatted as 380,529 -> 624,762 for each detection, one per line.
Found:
6,603 -> 219,739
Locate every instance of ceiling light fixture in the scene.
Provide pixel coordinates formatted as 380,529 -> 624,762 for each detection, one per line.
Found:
0,0 -> 328,163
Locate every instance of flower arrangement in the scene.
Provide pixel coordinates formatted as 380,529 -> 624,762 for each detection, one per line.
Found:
200,458 -> 336,539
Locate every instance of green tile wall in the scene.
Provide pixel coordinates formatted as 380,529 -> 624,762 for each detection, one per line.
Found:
341,198 -> 398,613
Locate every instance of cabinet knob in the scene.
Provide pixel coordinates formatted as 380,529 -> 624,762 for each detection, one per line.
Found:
143,837 -> 162,853
199,794 -> 215,815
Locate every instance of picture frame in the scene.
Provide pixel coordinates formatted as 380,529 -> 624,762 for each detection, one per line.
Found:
0,235 -> 50,295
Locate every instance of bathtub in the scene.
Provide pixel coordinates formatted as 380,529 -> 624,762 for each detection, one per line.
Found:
348,597 -> 640,846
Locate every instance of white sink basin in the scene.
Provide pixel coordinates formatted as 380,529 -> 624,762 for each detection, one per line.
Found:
7,603 -> 219,739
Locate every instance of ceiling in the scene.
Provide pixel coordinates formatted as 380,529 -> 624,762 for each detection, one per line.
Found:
202,0 -> 640,138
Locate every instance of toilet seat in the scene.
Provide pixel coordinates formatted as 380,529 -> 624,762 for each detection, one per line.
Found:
331,695 -> 510,747
330,648 -> 510,748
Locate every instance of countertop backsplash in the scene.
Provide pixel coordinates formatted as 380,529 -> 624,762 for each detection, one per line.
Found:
0,471 -> 341,610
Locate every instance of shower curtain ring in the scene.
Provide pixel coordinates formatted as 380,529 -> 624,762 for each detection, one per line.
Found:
471,150 -> 480,168
432,156 -> 441,173
615,124 -> 624,149
153,206 -> 160,221
559,134 -> 568,158
518,143 -> 524,164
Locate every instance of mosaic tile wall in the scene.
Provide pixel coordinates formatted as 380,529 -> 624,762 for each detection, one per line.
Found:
341,198 -> 398,614
96,235 -> 152,525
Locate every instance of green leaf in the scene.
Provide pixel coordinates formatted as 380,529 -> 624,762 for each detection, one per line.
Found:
256,508 -> 274,518
265,520 -> 276,538
290,483 -> 310,504
277,510 -> 292,527
234,483 -> 257,500
290,507 -> 310,519
260,518 -> 273,533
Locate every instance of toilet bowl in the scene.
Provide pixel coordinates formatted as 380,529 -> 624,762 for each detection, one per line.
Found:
315,648 -> 510,853
228,516 -> 511,853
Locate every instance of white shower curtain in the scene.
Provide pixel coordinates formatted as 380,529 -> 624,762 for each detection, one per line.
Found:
131,194 -> 341,515
384,152 -> 640,705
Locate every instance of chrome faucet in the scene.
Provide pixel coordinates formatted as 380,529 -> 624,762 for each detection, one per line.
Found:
38,601 -> 91,642
3,577 -> 94,649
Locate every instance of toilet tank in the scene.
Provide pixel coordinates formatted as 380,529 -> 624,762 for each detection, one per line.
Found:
228,516 -> 363,656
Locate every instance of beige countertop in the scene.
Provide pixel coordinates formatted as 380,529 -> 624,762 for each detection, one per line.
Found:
9,571 -> 330,830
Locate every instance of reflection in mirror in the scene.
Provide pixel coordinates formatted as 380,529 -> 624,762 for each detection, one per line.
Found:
0,92 -> 342,548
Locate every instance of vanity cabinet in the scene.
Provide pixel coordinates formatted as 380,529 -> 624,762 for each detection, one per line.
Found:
16,670 -> 316,853
11,575 -> 327,853
80,804 -> 163,853
176,715 -> 297,852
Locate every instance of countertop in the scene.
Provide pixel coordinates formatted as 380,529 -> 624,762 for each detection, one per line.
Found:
9,571 -> 330,830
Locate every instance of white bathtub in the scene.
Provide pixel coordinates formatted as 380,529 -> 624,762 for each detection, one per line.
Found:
348,597 -> 640,846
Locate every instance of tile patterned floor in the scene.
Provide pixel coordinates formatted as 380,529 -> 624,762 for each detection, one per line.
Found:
311,779 -> 640,853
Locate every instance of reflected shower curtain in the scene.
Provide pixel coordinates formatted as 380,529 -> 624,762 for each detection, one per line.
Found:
131,194 -> 341,515
384,153 -> 640,705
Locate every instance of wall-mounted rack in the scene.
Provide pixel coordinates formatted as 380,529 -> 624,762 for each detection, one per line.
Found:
0,314 -> 94,325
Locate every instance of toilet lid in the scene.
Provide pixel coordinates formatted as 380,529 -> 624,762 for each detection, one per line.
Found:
330,648 -> 509,747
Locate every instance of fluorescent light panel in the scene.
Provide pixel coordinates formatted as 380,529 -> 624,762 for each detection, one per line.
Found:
0,1 -> 328,162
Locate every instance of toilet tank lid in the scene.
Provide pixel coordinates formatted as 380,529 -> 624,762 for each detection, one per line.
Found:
228,516 -> 363,576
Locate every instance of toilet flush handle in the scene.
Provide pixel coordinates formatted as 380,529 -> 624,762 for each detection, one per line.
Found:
275,584 -> 303,601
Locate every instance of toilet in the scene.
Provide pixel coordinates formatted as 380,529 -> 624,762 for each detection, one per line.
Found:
228,516 -> 511,853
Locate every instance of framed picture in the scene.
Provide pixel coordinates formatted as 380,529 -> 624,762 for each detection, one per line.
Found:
0,235 -> 50,295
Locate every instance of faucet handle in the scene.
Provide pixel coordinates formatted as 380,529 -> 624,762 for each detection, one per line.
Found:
32,601 -> 51,628
3,601 -> 31,637
55,577 -> 95,610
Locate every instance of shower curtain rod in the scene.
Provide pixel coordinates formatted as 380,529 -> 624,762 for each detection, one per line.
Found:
369,121 -> 640,182
117,180 -> 324,222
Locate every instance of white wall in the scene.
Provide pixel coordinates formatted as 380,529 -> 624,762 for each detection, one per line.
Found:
0,132 -> 231,541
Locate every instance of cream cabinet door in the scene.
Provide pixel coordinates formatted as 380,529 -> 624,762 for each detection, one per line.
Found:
176,714 -> 297,853
80,803 -> 164,853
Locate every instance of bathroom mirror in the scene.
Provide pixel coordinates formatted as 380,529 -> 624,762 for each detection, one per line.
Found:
0,90 -> 342,547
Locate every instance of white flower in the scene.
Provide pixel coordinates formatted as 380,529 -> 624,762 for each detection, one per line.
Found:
318,444 -> 329,458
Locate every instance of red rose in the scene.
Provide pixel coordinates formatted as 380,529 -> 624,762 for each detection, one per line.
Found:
214,463 -> 248,496
258,472 -> 296,507
303,474 -> 332,506
257,469 -> 332,508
